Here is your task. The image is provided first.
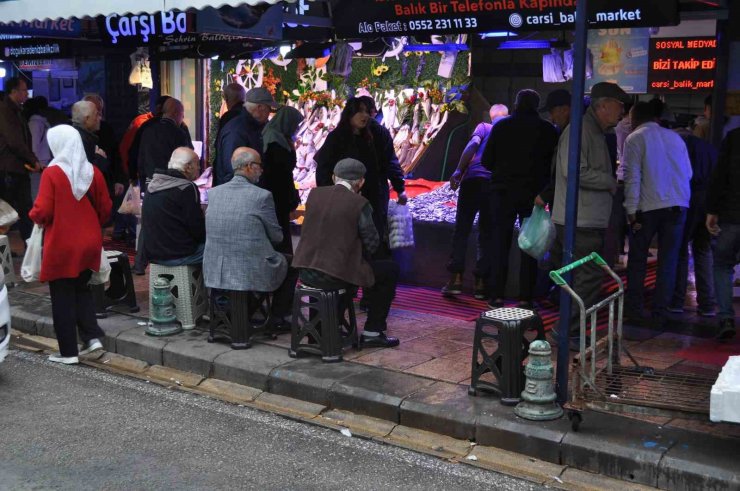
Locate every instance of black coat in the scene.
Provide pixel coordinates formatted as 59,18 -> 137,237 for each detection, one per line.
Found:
214,107 -> 263,186
481,110 -> 559,202
707,127 -> 740,224
136,118 -> 193,183
142,169 -> 205,261
260,142 -> 299,254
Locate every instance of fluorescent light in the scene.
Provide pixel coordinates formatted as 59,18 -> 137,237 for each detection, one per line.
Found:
279,44 -> 292,57
403,44 -> 468,52
480,31 -> 518,39
210,55 -> 219,60
498,40 -> 551,50
0,68 -> 5,78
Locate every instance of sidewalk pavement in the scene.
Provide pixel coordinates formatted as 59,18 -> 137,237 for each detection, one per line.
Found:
8,288 -> 740,491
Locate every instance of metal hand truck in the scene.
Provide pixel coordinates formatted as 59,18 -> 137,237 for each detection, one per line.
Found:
550,253 -> 715,431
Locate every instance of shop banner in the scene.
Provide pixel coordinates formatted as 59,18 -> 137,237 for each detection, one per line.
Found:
99,11 -> 196,45
647,37 -> 716,92
1,40 -> 72,60
0,18 -> 81,38
196,4 -> 282,41
587,27 -> 650,94
333,0 -> 679,38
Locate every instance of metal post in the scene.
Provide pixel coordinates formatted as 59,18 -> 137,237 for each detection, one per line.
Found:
556,0 -> 588,405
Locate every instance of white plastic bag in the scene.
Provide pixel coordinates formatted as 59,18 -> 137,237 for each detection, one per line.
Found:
118,185 -> 142,216
0,199 -> 19,229
89,249 -> 111,285
518,205 -> 556,260
388,201 -> 415,250
21,224 -> 44,282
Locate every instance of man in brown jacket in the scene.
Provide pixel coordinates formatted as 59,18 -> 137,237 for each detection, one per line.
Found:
0,77 -> 41,242
293,158 -> 400,348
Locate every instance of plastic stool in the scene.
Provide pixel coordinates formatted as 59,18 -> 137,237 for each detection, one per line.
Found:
0,235 -> 16,287
92,250 -> 140,318
149,263 -> 207,330
290,284 -> 359,363
208,289 -> 274,349
469,307 -> 545,405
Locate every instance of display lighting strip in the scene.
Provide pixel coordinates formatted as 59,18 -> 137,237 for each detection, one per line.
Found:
498,40 -> 551,50
402,43 -> 469,52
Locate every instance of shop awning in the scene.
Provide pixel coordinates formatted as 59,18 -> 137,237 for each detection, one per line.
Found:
0,0 -> 294,23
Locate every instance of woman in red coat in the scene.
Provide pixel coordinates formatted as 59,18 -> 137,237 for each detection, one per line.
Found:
29,124 -> 112,364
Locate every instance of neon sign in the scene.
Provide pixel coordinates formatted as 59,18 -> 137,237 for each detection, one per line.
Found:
648,37 -> 717,92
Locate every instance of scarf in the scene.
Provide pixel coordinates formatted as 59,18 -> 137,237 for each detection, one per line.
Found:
262,106 -> 304,153
47,124 -> 94,201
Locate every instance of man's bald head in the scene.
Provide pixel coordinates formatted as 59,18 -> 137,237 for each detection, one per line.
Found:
168,147 -> 200,180
231,147 -> 262,183
163,98 -> 185,126
223,83 -> 246,110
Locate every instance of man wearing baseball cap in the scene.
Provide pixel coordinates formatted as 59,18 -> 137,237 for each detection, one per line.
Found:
550,82 -> 628,344
293,158 -> 401,348
215,86 -> 279,186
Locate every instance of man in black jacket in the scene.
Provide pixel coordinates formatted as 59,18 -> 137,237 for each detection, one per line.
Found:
142,148 -> 205,266
137,98 -> 194,186
481,89 -> 559,308
706,127 -> 740,340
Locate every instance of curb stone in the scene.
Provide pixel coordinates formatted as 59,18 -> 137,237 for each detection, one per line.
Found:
381,425 -> 472,460
196,378 -> 263,405
252,392 -> 326,420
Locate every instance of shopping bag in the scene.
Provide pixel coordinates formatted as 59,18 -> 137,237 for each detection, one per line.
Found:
518,205 -> 556,260
388,201 -> 415,250
89,249 -> 111,285
118,185 -> 142,216
0,199 -> 19,229
21,224 -> 44,282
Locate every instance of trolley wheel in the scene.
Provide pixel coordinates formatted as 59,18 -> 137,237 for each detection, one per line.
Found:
468,386 -> 478,397
568,411 -> 583,431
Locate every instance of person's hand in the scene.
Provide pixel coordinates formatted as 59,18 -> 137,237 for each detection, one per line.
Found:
289,210 -> 301,221
706,214 -> 721,236
628,214 -> 642,233
24,161 -> 42,173
449,171 -> 462,191
114,183 -> 125,196
95,146 -> 107,159
397,192 -> 408,205
534,195 -> 546,207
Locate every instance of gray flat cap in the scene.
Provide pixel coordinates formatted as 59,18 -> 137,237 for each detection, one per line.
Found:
334,158 -> 366,180
245,87 -> 278,109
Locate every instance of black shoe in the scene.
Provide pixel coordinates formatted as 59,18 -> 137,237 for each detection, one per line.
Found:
717,319 -> 736,342
268,318 -> 292,334
441,273 -> 463,297
361,332 -> 400,348
473,277 -> 488,300
487,299 -> 505,309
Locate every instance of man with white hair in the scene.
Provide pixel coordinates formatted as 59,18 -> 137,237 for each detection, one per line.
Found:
141,147 -> 205,266
218,83 -> 247,133
442,103 -> 508,299
214,87 -> 278,186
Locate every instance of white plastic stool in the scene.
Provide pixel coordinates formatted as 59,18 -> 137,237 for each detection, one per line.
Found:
0,235 -> 16,287
149,263 -> 207,329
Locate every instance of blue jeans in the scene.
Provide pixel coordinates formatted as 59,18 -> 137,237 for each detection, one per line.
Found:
626,207 -> 686,316
712,222 -> 740,320
154,243 -> 205,267
672,207 -> 716,311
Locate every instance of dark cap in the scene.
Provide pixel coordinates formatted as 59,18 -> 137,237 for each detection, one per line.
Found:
334,158 -> 366,180
540,89 -> 571,112
245,87 -> 278,109
590,82 -> 629,104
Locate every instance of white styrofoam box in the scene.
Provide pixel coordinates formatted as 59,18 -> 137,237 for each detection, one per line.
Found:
710,356 -> 740,423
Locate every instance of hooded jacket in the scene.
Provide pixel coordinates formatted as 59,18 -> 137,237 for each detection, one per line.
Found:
142,169 -> 205,262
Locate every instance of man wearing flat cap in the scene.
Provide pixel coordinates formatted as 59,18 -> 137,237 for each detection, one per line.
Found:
550,82 -> 628,342
215,86 -> 278,187
293,158 -> 401,348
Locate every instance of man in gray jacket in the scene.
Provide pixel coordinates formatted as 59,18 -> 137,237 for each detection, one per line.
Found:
203,146 -> 288,307
551,82 -> 627,337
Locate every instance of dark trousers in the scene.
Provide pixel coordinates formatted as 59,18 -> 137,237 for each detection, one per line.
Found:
447,178 -> 493,280
301,260 -> 399,332
712,222 -> 740,320
551,224 -> 607,332
134,179 -> 148,272
603,184 -> 627,267
672,206 -> 716,311
49,270 -> 106,357
626,207 -> 687,316
0,171 -> 33,241
489,189 -> 537,301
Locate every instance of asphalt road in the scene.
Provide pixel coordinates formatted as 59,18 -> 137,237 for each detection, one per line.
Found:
0,349 -> 546,491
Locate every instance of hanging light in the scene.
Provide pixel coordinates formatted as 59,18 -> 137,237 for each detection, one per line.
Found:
279,44 -> 292,57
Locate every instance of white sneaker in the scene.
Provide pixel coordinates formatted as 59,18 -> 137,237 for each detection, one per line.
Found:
48,354 -> 79,365
79,339 -> 103,355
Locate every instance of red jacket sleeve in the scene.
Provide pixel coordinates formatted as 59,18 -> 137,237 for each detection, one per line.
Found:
29,169 -> 56,226
92,167 -> 113,225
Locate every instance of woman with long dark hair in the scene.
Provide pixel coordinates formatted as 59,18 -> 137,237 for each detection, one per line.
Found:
314,97 -> 406,249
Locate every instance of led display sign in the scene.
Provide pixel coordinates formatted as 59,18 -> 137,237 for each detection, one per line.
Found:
333,0 -> 679,38
647,37 -> 717,92
102,11 -> 195,45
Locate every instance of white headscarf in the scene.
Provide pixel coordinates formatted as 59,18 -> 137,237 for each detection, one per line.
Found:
47,124 -> 94,201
